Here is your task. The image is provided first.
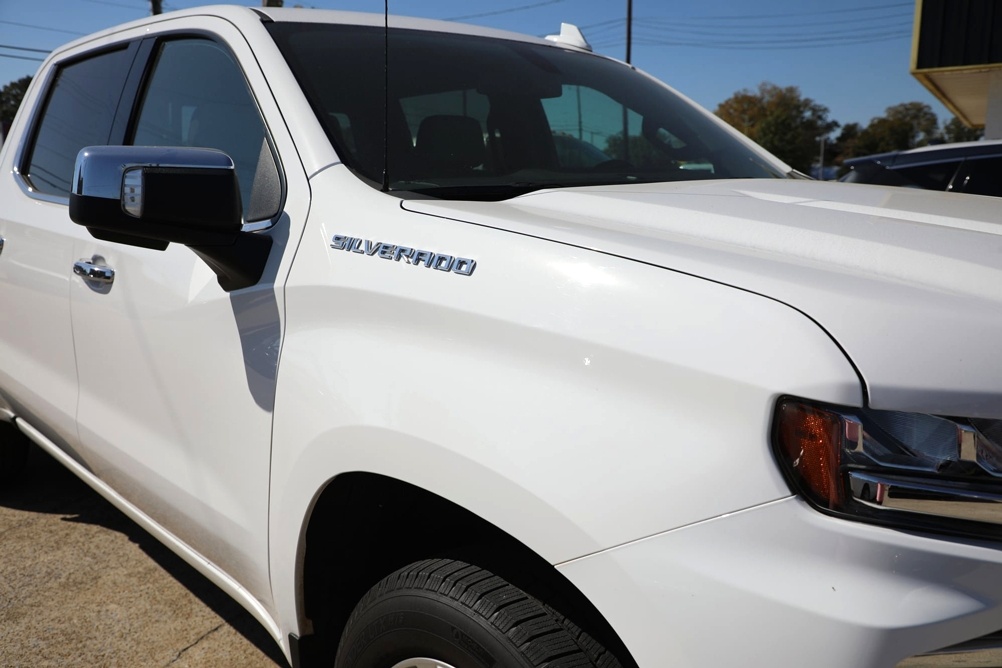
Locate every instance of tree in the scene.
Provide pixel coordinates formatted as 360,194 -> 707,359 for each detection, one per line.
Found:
854,117 -> 912,155
714,82 -> 838,173
942,116 -> 984,143
830,122 -> 861,164
826,122 -> 863,176
604,132 -> 664,168
1,76 -> 32,128
853,102 -> 940,156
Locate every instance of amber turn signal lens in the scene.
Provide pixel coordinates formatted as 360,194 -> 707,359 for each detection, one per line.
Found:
776,401 -> 844,509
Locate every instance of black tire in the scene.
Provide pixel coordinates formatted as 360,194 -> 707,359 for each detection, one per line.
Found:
335,559 -> 621,668
0,421 -> 29,484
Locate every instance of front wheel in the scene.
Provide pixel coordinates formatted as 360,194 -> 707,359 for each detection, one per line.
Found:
336,559 -> 621,668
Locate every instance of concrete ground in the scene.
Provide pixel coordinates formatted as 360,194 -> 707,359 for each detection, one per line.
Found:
3,444 -> 999,668
0,446 -> 288,668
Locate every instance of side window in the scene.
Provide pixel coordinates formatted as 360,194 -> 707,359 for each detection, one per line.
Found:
23,47 -> 133,196
895,160 -> 963,191
130,39 -> 281,222
958,157 -> 1002,197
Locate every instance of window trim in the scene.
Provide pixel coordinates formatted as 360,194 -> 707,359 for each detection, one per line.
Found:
12,30 -> 286,233
14,40 -> 145,204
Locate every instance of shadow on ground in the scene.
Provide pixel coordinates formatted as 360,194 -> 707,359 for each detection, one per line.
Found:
0,445 -> 287,667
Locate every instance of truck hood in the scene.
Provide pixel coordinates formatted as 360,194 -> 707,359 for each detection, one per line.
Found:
403,179 -> 1002,417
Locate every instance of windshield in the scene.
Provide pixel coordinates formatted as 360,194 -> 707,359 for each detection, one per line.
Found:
268,23 -> 788,200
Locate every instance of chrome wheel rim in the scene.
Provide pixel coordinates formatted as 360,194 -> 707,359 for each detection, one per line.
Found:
390,659 -> 459,668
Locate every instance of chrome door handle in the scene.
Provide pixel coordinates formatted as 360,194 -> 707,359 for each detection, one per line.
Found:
73,258 -> 115,284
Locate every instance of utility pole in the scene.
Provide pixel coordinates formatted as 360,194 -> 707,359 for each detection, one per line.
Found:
621,0 -> 633,161
576,85 -> 583,140
625,0 -> 633,64
818,137 -> 825,180
150,0 -> 162,15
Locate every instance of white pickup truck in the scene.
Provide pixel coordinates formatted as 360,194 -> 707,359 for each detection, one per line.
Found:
3,5 -> 1002,668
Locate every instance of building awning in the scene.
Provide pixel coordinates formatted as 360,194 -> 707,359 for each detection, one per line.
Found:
911,0 -> 1002,128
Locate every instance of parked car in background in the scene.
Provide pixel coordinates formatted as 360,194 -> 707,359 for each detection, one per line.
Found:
841,140 -> 1002,197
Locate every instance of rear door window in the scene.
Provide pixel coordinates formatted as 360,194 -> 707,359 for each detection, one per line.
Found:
23,47 -> 134,196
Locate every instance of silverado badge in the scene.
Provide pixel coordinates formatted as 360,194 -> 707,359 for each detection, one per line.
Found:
330,235 -> 477,276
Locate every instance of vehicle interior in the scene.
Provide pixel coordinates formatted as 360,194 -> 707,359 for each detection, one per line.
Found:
268,23 -> 787,200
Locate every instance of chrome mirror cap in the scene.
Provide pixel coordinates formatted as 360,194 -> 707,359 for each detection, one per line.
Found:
69,145 -> 243,250
72,145 -> 235,203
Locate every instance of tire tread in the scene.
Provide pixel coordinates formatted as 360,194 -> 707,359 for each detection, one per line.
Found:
347,559 -> 622,668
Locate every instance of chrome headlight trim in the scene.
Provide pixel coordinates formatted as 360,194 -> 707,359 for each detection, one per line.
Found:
772,396 -> 1002,540
849,471 -> 1002,526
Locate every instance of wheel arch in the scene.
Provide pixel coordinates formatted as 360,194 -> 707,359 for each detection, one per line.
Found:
292,471 -> 639,668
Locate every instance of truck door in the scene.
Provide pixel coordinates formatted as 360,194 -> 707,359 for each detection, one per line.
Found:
68,24 -> 309,605
0,44 -> 139,456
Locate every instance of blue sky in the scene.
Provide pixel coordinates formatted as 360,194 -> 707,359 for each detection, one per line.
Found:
0,0 -> 951,131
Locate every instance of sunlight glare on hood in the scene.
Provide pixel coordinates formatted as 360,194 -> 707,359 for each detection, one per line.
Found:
552,261 -> 620,288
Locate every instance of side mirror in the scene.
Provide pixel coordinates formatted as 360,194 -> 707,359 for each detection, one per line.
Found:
70,146 -> 242,249
69,146 -> 272,291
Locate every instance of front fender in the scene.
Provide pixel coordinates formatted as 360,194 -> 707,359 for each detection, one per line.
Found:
267,166 -> 863,640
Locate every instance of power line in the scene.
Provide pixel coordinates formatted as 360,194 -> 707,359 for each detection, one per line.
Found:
638,30 -> 912,46
445,0 -> 567,22
643,11 -> 911,31
679,1 -> 913,21
585,2 -> 912,30
579,18 -> 623,31
0,53 -> 45,63
586,9 -> 911,36
632,23 -> 910,41
0,44 -> 51,54
637,33 -> 911,50
0,20 -> 85,36
585,3 -> 912,54
592,31 -> 911,51
79,0 -> 148,8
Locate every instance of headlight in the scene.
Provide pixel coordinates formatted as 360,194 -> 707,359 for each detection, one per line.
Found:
773,397 -> 1002,537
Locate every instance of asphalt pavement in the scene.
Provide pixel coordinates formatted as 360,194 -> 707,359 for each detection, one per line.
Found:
0,445 -> 287,667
